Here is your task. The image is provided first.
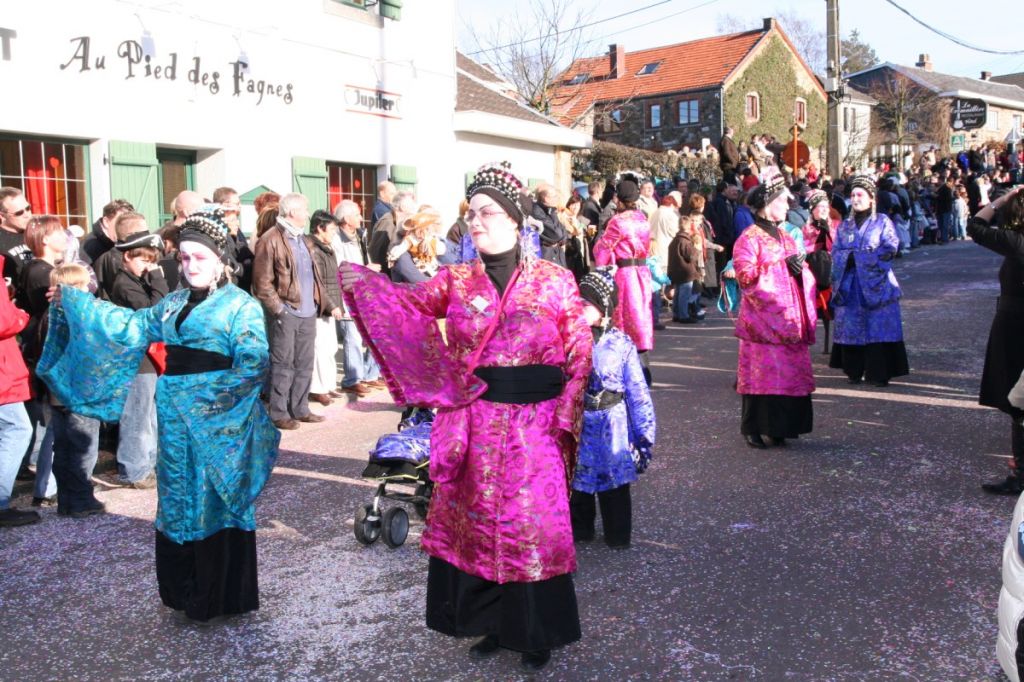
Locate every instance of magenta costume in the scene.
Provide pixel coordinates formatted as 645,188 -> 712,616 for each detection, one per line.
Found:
733,217 -> 817,437
593,210 -> 654,352
343,252 -> 591,652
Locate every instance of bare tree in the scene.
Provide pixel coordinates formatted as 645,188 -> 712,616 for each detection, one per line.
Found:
466,0 -> 595,115
866,73 -> 949,151
716,10 -> 825,73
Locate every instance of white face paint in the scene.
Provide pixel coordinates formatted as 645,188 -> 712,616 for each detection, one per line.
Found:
850,188 -> 873,213
582,302 -> 603,327
179,241 -> 222,289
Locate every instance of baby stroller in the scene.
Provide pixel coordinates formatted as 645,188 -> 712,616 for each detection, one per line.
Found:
353,408 -> 433,548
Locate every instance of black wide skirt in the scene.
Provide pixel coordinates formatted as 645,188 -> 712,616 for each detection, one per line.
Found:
425,556 -> 581,653
155,528 -> 259,622
829,341 -> 909,384
980,301 -> 1024,417
740,394 -> 813,438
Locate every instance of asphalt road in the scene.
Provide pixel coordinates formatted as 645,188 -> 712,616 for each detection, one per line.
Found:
0,239 -> 1014,681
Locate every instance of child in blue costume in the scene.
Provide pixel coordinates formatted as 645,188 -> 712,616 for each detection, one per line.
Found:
570,267 -> 656,548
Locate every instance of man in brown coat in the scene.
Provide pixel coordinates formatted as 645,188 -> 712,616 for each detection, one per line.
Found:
718,126 -> 740,178
252,193 -> 326,430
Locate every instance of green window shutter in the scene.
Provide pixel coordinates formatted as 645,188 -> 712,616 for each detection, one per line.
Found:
292,157 -> 328,213
239,185 -> 277,205
380,0 -> 402,20
108,140 -> 160,230
390,164 -> 417,193
528,177 -> 545,191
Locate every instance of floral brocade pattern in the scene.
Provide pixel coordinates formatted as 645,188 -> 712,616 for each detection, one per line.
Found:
732,226 -> 817,396
593,211 -> 655,351
831,213 -> 905,345
344,258 -> 592,584
38,285 -> 280,544
572,328 -> 656,494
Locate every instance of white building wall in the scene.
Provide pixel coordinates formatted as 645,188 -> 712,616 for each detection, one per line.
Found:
455,132 -> 562,194
0,0 -> 460,223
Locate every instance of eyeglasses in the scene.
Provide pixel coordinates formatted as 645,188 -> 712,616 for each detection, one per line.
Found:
465,208 -> 507,222
3,204 -> 31,217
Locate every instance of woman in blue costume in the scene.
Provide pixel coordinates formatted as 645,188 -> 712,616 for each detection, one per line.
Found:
829,176 -> 909,387
38,210 -> 279,622
569,267 -> 656,548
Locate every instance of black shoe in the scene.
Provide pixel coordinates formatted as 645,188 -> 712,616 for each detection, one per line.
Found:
872,380 -> 889,388
677,317 -> 697,324
31,495 -> 57,507
520,649 -> 551,673
653,323 -> 666,331
57,500 -> 107,519
0,507 -> 41,527
847,377 -> 863,385
768,437 -> 787,447
744,434 -> 767,449
468,634 -> 500,660
982,475 -> 1024,495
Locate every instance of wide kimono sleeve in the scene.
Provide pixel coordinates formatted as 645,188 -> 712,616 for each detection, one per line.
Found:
732,231 -> 768,290
37,285 -> 161,421
342,265 -> 486,407
849,216 -> 902,309
592,219 -> 622,266
554,270 -> 593,477
622,339 -> 656,471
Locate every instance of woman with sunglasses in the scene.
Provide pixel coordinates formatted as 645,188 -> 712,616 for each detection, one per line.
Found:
340,162 -> 591,673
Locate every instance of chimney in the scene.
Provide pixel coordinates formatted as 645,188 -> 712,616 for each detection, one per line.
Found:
609,44 -> 625,79
981,71 -> 992,81
915,54 -> 933,72
763,17 -> 776,31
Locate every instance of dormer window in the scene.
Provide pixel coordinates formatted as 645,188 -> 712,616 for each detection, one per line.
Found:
636,62 -> 661,76
567,73 -> 590,86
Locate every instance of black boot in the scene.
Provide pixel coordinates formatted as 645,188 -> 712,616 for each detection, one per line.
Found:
985,419 -> 1024,495
768,436 -> 787,447
520,649 -> 551,672
981,475 -> 1024,495
468,634 -> 501,660
744,434 -> 767,449
598,484 -> 632,548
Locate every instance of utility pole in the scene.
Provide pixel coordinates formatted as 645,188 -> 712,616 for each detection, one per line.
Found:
824,0 -> 842,179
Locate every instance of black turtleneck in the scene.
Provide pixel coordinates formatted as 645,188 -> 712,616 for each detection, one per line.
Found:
480,244 -> 519,296
854,209 -> 871,227
753,215 -> 782,241
176,287 -> 210,331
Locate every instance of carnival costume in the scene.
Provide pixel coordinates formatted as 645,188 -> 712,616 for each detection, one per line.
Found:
38,210 -> 279,621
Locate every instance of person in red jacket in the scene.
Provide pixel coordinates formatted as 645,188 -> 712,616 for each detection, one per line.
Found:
0,254 -> 39,526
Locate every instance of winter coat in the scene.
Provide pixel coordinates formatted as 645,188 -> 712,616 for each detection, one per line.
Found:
593,210 -> 654,352
0,255 -> 31,405
667,232 -> 700,285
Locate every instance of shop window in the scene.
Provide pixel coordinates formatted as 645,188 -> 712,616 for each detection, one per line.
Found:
745,93 -> 760,122
0,136 -> 89,229
677,99 -> 699,125
648,104 -> 661,129
156,148 -> 195,226
794,98 -> 807,126
328,162 -> 378,227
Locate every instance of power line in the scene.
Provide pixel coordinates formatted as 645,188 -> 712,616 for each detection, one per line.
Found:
592,0 -> 723,44
882,0 -> 1024,56
466,0 -> 679,56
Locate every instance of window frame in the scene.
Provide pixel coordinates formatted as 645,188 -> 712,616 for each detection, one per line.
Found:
649,103 -> 662,129
327,161 -> 378,227
677,99 -> 699,126
0,133 -> 92,228
568,73 -> 590,86
636,62 -> 662,76
745,92 -> 760,123
156,147 -> 196,227
794,97 -> 807,126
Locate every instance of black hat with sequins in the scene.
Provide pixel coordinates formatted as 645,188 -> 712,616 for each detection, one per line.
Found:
579,266 -> 619,321
849,175 -> 877,198
179,208 -> 229,257
749,172 -> 792,210
466,161 -> 525,222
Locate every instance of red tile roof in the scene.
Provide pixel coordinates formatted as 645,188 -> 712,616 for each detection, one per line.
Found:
552,28 -> 766,124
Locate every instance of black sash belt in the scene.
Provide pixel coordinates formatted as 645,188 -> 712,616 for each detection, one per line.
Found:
584,390 -> 624,411
164,344 -> 233,376
474,364 -> 564,404
997,296 -> 1024,314
616,258 -> 645,268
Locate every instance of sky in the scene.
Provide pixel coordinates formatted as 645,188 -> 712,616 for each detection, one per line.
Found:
455,0 -> 1024,80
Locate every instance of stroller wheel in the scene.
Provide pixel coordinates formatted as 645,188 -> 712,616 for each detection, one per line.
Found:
354,504 -> 381,545
413,483 -> 431,520
382,507 -> 410,548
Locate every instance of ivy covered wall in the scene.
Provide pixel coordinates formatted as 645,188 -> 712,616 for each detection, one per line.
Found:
723,35 -> 826,156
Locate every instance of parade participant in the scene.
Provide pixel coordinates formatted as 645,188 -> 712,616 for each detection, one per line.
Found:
732,175 -> 817,449
570,267 -> 655,548
803,190 -> 836,350
968,186 -> 1024,494
593,177 -> 654,378
829,176 -> 909,387
339,161 -> 591,673
37,209 -> 280,621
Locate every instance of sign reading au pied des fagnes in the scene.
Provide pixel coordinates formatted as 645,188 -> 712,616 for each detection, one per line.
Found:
58,35 -> 295,106
950,98 -> 987,131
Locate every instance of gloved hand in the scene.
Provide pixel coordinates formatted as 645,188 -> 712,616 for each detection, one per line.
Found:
785,253 -> 806,277
878,251 -> 895,262
632,445 -> 653,474
339,261 -> 367,292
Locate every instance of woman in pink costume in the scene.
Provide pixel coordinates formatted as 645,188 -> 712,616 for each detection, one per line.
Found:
594,178 -> 654,379
732,175 -> 817,449
340,162 -> 591,674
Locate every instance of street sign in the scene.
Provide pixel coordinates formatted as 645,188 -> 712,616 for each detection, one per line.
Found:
950,98 -> 987,131
950,134 -> 965,152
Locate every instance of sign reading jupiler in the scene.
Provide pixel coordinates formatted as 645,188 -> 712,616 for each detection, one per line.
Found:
344,84 -> 401,120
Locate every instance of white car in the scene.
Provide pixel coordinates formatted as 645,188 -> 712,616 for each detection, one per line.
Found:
999,493 -> 1024,681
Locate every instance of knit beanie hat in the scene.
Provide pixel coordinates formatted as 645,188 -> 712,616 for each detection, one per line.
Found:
179,208 -> 229,257
849,175 -> 877,198
749,173 -> 790,210
806,189 -> 829,211
466,161 -> 524,223
578,266 -> 618,322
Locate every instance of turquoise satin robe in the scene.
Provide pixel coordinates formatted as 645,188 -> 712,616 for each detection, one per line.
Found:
37,284 -> 279,543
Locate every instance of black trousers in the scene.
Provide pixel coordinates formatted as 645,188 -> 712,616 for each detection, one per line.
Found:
569,484 -> 632,547
1011,416 -> 1024,474
155,528 -> 259,622
426,557 -> 581,653
268,310 -> 316,421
